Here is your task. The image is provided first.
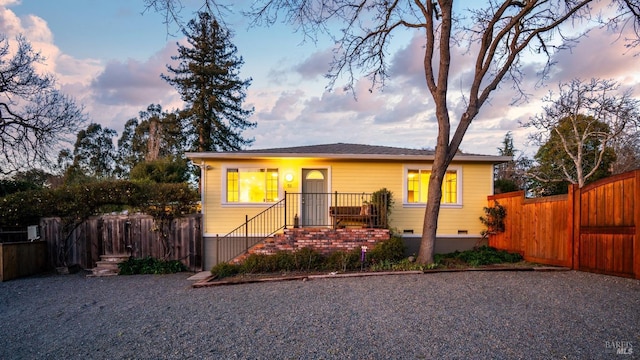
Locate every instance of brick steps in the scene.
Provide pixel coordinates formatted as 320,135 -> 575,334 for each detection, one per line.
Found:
228,228 -> 390,264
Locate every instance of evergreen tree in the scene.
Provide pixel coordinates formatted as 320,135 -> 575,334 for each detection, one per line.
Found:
162,12 -> 255,152
494,132 -> 518,193
61,123 -> 118,183
116,104 -> 186,177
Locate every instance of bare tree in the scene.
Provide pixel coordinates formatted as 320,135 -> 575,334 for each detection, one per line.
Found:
610,119 -> 640,174
142,0 -> 230,34
155,1 -> 640,263
0,35 -> 86,175
524,79 -> 639,192
243,1 -> 640,263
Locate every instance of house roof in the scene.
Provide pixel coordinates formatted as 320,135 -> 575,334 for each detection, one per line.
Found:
186,143 -> 511,163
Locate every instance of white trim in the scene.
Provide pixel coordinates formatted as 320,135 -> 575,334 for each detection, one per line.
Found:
301,167 -> 332,193
402,164 -> 463,207
221,163 -> 282,205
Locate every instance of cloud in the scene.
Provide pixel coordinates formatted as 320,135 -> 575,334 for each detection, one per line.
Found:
294,47 -> 334,80
551,25 -> 640,85
255,89 -> 306,121
90,41 -> 179,107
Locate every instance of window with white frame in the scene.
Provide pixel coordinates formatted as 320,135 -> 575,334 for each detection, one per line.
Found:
226,168 -> 279,203
405,167 -> 461,205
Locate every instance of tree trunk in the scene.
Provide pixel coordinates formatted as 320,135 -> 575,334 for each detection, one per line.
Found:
416,139 -> 450,264
146,117 -> 160,161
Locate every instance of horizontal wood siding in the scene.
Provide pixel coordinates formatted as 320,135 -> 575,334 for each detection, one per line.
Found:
489,170 -> 640,279
202,159 -> 494,237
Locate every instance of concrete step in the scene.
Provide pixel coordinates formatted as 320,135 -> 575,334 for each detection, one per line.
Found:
100,254 -> 131,262
89,254 -> 130,277
95,261 -> 120,270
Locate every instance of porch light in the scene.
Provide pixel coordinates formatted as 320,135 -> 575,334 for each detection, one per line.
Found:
285,173 -> 294,182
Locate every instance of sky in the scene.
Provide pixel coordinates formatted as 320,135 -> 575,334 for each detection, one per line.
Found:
1,0 -> 639,157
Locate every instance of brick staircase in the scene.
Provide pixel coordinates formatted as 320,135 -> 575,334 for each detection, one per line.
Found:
90,254 -> 130,277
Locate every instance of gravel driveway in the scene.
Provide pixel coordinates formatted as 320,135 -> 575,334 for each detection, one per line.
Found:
1,270 -> 638,359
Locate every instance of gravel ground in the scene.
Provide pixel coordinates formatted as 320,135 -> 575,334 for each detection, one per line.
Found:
1,270 -> 638,359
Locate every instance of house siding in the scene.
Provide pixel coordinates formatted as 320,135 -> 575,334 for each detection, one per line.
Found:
200,158 -> 493,238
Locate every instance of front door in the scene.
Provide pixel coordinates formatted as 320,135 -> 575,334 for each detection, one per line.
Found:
301,169 -> 328,226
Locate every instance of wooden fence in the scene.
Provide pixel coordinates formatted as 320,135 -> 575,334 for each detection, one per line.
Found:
1,241 -> 48,281
41,214 -> 202,272
488,170 -> 640,279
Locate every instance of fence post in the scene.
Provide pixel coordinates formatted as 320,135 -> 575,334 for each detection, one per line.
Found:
634,170 -> 640,279
567,184 -> 576,270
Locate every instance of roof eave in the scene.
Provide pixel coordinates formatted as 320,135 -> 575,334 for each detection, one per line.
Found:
185,152 -> 512,163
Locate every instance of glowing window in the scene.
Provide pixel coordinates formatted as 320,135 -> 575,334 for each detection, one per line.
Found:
406,169 -> 458,204
226,168 -> 279,203
305,170 -> 325,180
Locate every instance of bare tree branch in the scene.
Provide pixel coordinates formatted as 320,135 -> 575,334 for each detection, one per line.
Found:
0,35 -> 87,175
524,78 -> 639,193
168,0 -> 640,263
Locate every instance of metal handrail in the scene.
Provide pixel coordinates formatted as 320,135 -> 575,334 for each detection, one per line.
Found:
217,191 -> 388,261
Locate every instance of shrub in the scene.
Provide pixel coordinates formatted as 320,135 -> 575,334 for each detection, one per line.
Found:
241,253 -> 277,273
435,246 -> 523,267
210,262 -> 242,279
325,248 -> 361,272
118,256 -> 187,275
479,201 -> 507,239
368,236 -> 406,264
291,247 -> 325,271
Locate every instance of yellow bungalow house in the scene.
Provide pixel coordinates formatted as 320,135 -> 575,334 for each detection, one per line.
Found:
187,143 -> 510,268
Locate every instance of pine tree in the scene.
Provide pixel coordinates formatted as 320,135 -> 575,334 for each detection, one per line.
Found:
162,12 -> 255,152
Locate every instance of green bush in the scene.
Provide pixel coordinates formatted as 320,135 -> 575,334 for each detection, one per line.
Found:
325,248 -> 361,272
291,247 -> 325,271
118,256 -> 187,275
435,246 -> 523,267
210,262 -> 242,278
241,253 -> 278,273
368,236 -> 406,264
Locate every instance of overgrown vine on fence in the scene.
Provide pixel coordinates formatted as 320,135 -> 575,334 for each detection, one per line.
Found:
0,180 -> 199,265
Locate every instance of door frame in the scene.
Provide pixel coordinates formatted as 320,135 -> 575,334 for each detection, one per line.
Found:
301,167 -> 331,226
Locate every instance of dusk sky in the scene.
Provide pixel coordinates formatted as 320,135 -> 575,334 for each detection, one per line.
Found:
2,0 -> 639,157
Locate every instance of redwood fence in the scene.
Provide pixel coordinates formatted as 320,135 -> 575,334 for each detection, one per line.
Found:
40,214 -> 202,272
488,170 -> 640,279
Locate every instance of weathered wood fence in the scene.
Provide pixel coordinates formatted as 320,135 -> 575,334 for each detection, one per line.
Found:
488,170 -> 640,279
41,214 -> 202,272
